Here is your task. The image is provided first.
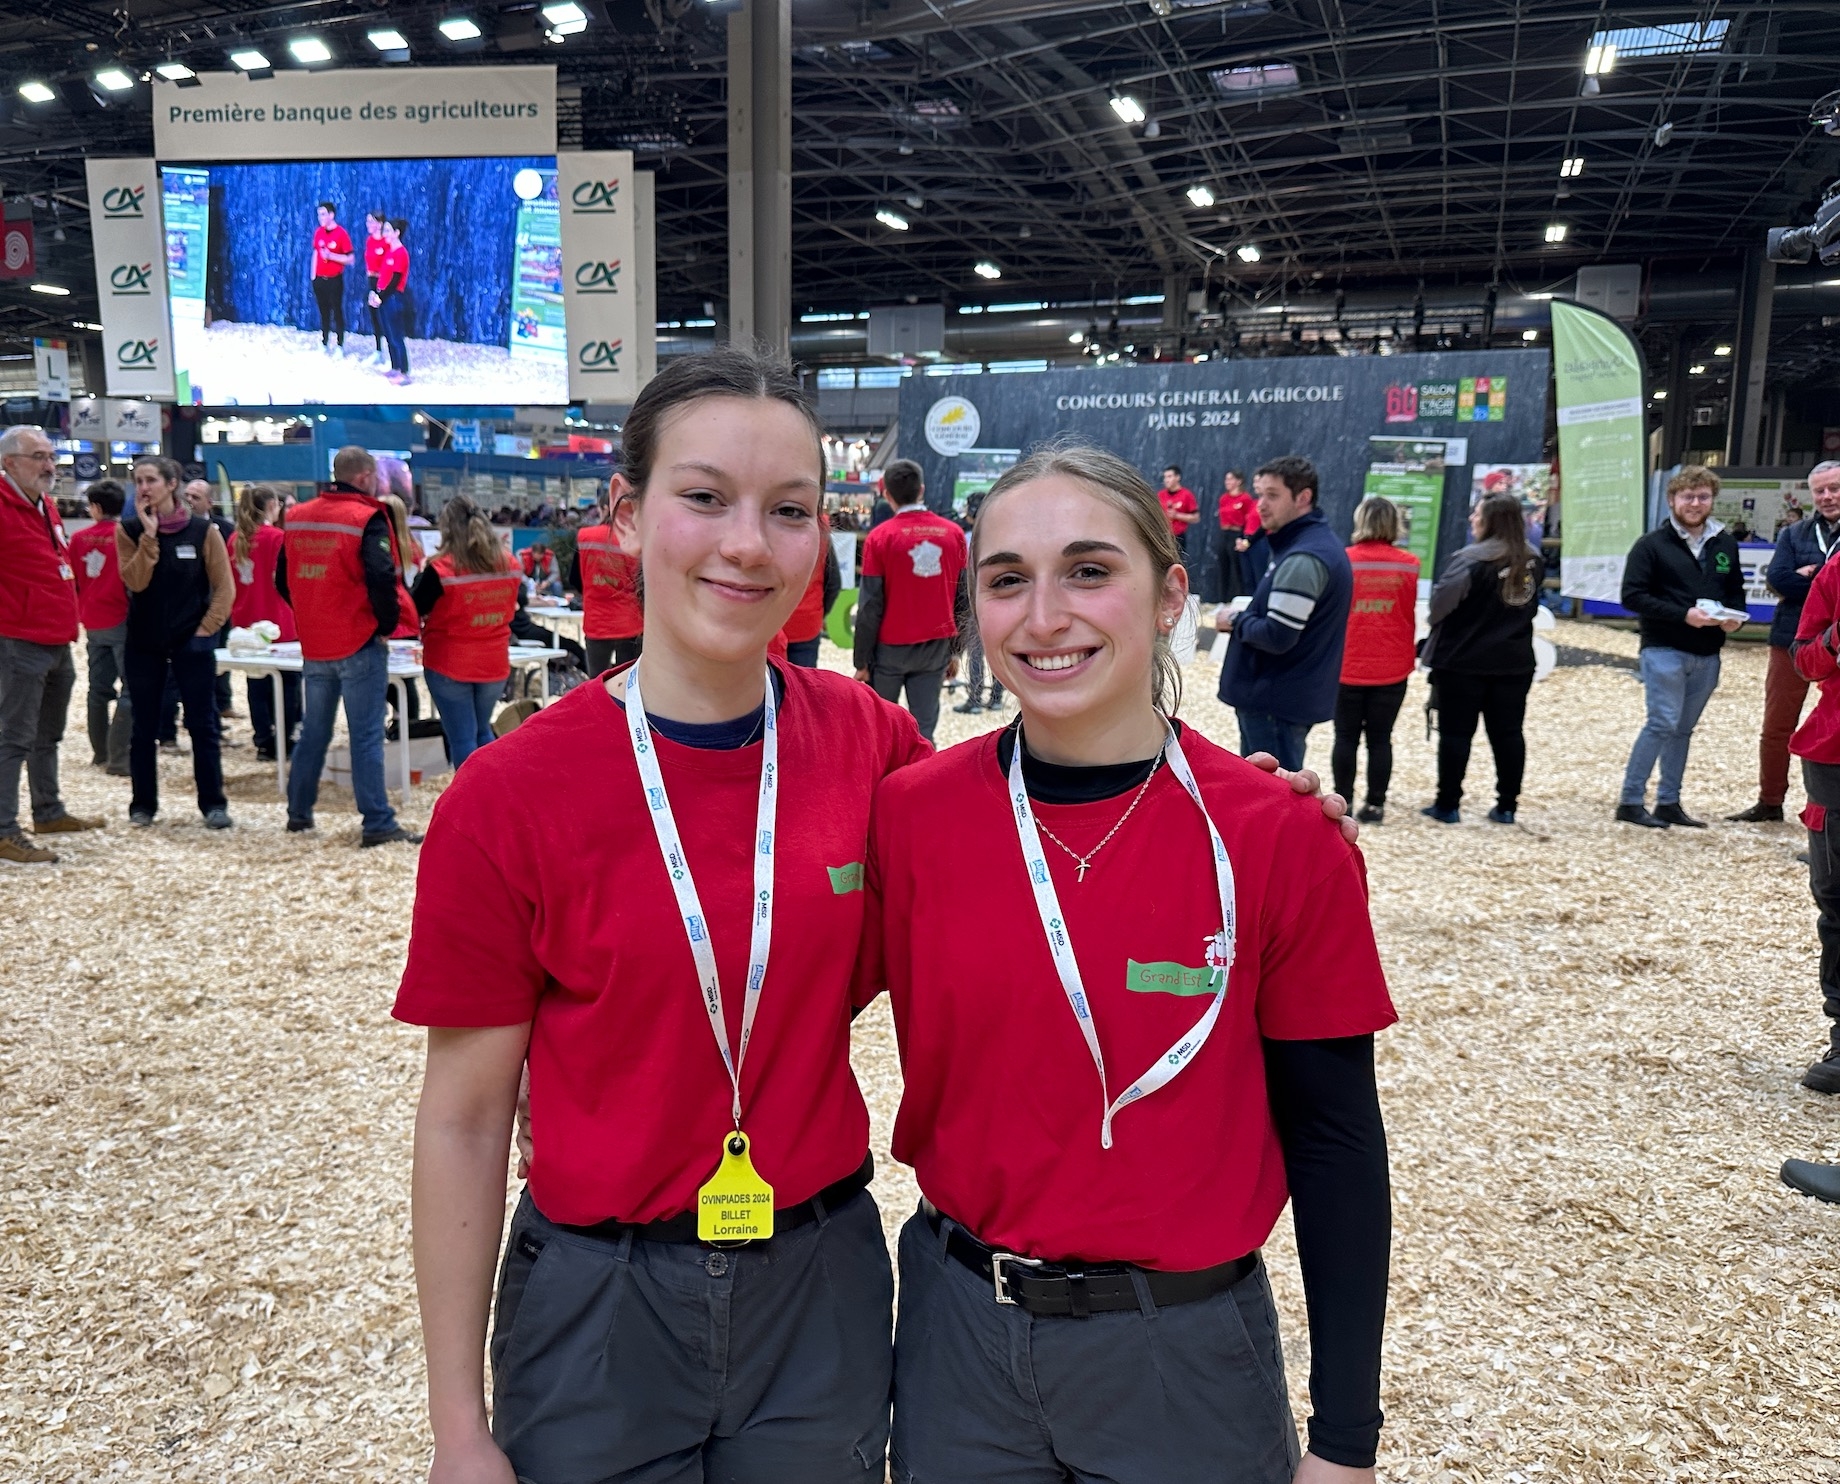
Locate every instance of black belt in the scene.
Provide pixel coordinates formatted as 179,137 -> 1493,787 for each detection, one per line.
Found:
925,1203 -> 1257,1317
559,1153 -> 873,1247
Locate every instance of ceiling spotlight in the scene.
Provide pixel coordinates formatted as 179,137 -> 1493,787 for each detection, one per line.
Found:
73,321 -> 104,332
1109,94 -> 1146,124
1584,42 -> 1616,75
1187,184 -> 1216,208
18,81 -> 55,104
368,28 -> 410,51
1544,223 -> 1568,243
1236,243 -> 1261,263
974,260 -> 1002,280
438,17 -> 483,40
1652,389 -> 1668,400
905,194 -> 924,210
1654,121 -> 1674,147
93,68 -> 135,92
1689,364 -> 1706,375
875,208 -> 910,231
229,48 -> 271,70
289,36 -> 333,64
1522,329 -> 1540,341
1069,329 -> 1085,343
1560,156 -> 1584,178
155,62 -> 197,81
30,283 -> 71,297
542,2 -> 589,34
1714,343 -> 1732,356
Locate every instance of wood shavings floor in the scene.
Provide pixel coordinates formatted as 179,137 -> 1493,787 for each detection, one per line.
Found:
2,620 -> 1835,1481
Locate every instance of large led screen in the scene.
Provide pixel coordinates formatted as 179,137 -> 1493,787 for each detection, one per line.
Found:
162,156 -> 565,405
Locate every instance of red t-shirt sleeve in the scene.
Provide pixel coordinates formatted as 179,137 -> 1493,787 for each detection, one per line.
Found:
394,809 -> 545,1027
1254,837 -> 1396,1041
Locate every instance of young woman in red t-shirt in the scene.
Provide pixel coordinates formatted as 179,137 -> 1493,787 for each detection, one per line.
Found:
395,347 -> 931,1484
864,443 -> 1396,1484
228,483 -> 300,761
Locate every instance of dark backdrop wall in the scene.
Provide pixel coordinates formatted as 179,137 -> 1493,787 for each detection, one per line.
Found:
201,156 -> 550,346
900,350 -> 1550,598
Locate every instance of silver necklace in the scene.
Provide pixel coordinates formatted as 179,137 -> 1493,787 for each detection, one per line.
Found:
1032,756 -> 1163,883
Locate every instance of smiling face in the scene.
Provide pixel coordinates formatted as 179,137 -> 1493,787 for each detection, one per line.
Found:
1670,483 -> 1715,532
1811,466 -> 1840,522
974,475 -> 1188,734
613,395 -> 823,667
132,463 -> 177,517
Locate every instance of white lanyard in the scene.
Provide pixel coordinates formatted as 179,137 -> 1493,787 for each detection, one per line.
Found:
626,663 -> 778,1126
1817,521 -> 1838,561
1008,721 -> 1236,1149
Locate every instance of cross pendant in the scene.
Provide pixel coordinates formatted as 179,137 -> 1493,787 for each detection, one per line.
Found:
1075,860 -> 1090,882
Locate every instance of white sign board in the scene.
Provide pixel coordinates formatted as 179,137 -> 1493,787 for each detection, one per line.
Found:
86,159 -> 176,400
925,396 -> 981,456
152,67 -> 557,161
70,396 -> 106,440
106,400 -> 162,443
33,339 -> 70,401
558,151 -> 638,404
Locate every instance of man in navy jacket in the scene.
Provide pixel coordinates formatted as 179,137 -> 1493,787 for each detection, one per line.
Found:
1730,460 -> 1840,821
1214,455 -> 1353,770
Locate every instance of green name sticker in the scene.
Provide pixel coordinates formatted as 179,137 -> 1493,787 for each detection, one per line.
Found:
1126,960 -> 1217,997
828,862 -> 864,894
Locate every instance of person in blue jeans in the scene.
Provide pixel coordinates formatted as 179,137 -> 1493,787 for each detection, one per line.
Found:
1615,467 -> 1748,828
1215,455 -> 1353,771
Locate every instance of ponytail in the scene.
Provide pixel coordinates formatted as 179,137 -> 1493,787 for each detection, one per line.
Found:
436,495 -> 506,575
232,483 -> 279,567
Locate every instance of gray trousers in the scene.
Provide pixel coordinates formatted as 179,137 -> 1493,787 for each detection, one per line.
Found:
0,636 -> 74,837
870,638 -> 953,744
491,1186 -> 893,1484
890,1210 -> 1300,1484
85,625 -> 132,772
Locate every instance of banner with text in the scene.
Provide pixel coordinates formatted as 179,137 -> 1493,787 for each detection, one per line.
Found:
1363,438 -> 1448,577
1551,299 -> 1646,603
86,158 -> 175,401
558,151 -> 638,403
153,66 -> 557,161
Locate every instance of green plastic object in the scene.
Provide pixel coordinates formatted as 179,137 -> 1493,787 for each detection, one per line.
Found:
825,588 -> 858,650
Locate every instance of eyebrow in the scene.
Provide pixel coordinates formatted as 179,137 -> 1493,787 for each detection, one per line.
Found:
977,539 -> 1127,570
665,461 -> 820,492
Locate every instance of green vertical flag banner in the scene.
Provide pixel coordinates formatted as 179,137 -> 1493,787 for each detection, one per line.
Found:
1551,300 -> 1646,603
1363,437 -> 1448,579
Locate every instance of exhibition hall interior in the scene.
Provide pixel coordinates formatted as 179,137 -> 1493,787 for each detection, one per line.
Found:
2,0 -> 1839,1479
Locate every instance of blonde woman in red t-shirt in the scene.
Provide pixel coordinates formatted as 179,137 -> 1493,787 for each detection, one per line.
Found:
863,442 -> 1395,1484
1332,496 -> 1420,823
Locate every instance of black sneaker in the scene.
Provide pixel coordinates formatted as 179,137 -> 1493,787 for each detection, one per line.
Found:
1487,806 -> 1516,825
203,808 -> 233,830
1420,804 -> 1460,825
1355,803 -> 1384,824
1614,804 -> 1669,828
1654,802 -> 1707,828
953,701 -> 984,714
1803,1047 -> 1840,1095
360,826 -> 424,848
286,817 -> 315,833
129,809 -> 154,828
1728,802 -> 1785,822
1781,1158 -> 1840,1203
255,746 -> 277,763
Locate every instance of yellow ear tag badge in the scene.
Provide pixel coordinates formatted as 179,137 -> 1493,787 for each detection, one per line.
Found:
697,1130 -> 774,1243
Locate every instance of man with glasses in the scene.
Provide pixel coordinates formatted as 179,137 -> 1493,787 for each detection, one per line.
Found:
0,425 -> 104,864
1615,466 -> 1748,829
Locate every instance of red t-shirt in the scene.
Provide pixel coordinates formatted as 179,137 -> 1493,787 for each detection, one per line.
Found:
364,234 -> 389,277
68,519 -> 129,631
1793,557 -> 1840,764
864,726 -> 1396,1272
1218,490 -> 1259,534
312,223 -> 353,278
229,523 -> 297,640
861,506 -> 966,646
394,665 -> 931,1225
1340,540 -> 1419,686
1158,486 -> 1198,532
378,243 -> 409,294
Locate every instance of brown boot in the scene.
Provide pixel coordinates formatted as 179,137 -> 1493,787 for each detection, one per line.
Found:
0,833 -> 58,864
32,813 -> 105,834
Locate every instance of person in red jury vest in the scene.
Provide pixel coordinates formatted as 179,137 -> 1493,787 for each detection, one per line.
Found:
68,477 -> 133,776
229,483 -> 300,762
412,495 -> 521,769
0,424 -> 103,864
275,444 -> 420,847
572,517 -> 645,674
1332,496 -> 1420,823
852,459 -> 968,743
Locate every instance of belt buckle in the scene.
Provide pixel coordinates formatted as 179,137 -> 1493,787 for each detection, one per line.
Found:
990,1251 -> 1045,1305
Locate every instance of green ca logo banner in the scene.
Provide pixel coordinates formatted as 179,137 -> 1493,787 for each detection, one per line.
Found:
102,185 -> 145,218
116,338 -> 159,369
110,262 -> 153,294
570,179 -> 620,213
574,260 -> 621,293
577,339 -> 623,372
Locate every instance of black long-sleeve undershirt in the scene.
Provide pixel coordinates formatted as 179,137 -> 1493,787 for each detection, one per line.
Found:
997,725 -> 1391,1469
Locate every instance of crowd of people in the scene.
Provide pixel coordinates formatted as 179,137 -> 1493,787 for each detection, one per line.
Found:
2,345 -> 1838,1482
